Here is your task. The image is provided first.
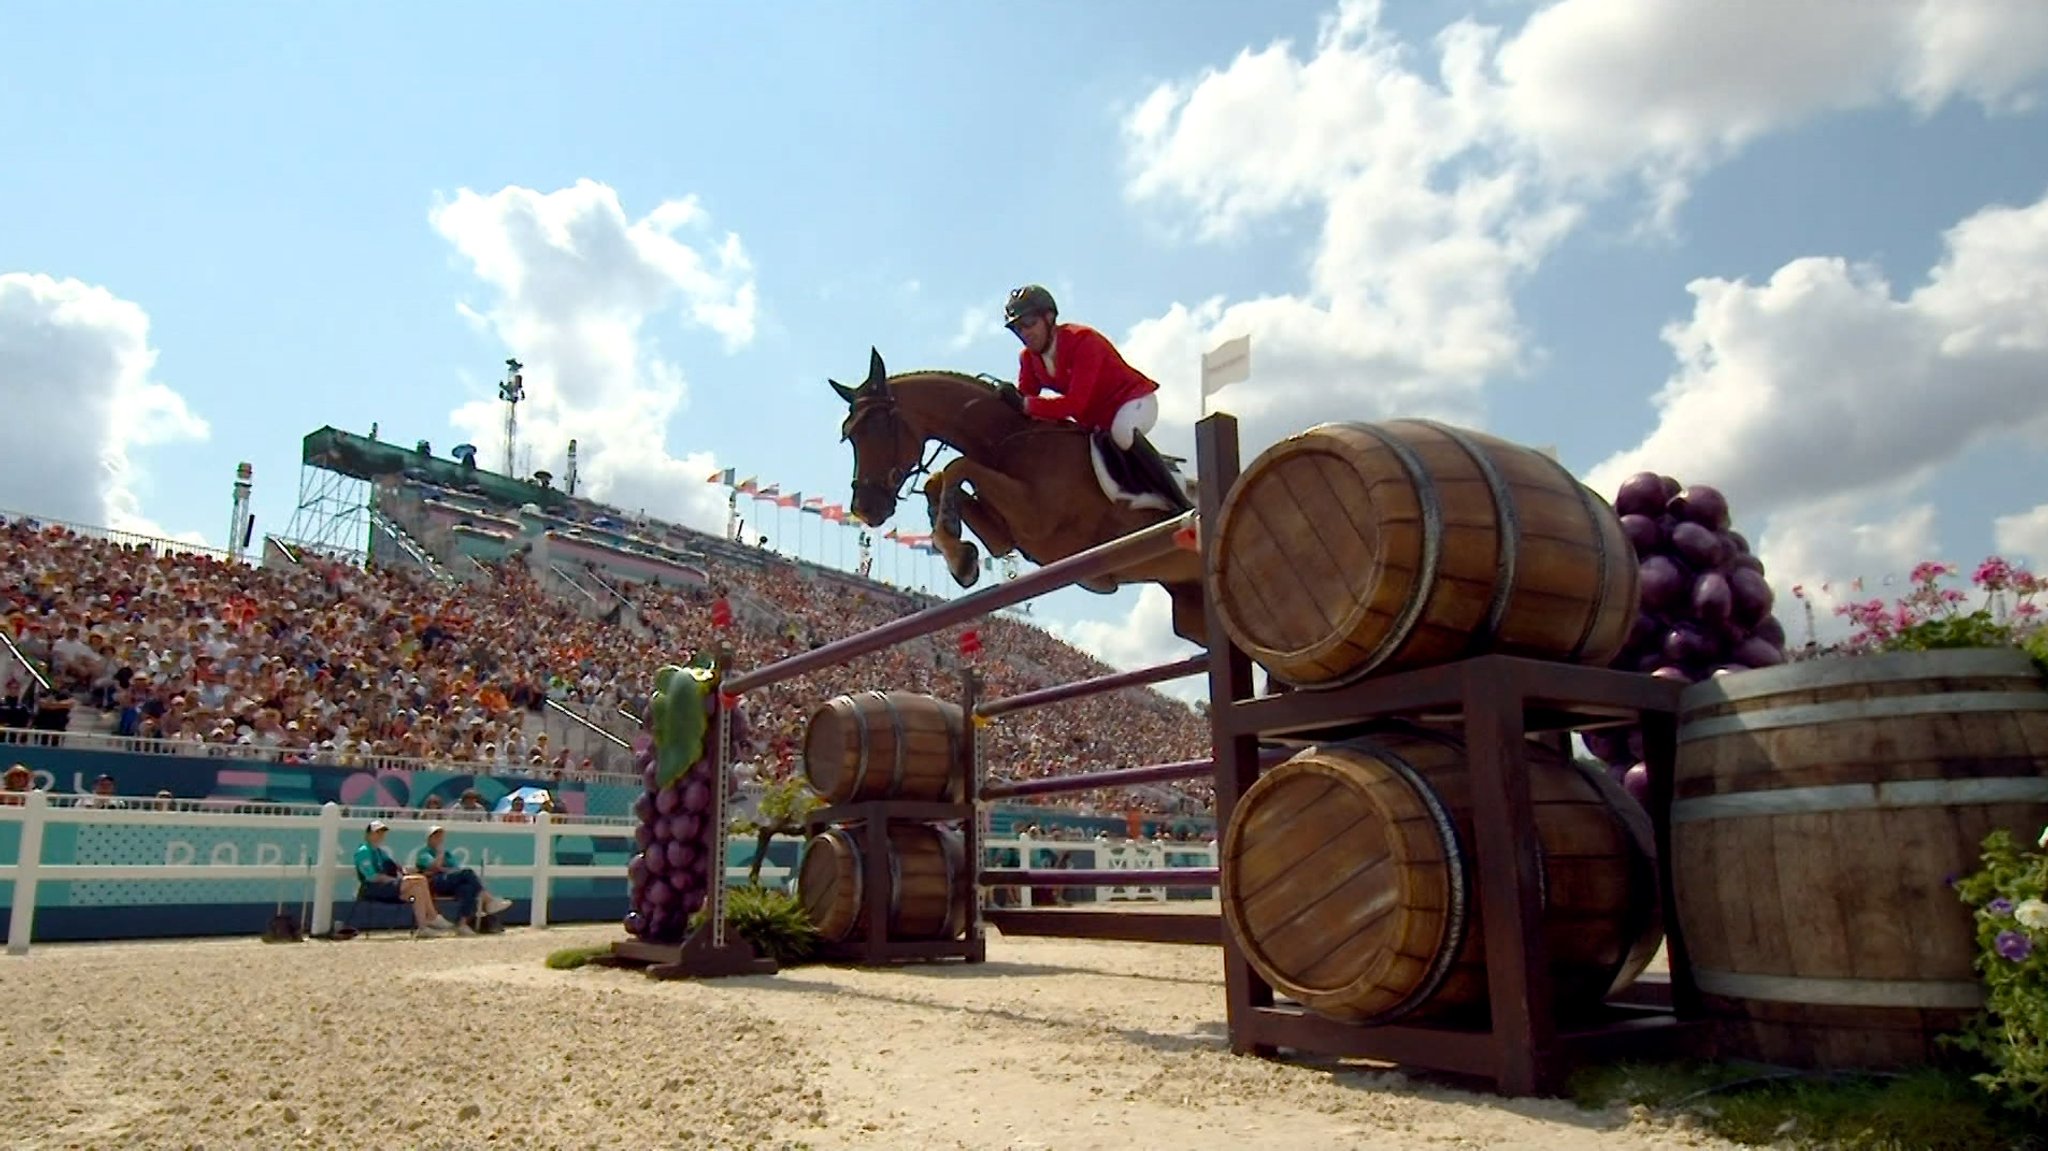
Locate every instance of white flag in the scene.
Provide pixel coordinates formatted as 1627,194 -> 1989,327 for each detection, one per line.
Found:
1200,334 -> 1251,397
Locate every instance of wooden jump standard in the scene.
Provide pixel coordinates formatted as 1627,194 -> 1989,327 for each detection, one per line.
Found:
1191,413 -> 1701,1097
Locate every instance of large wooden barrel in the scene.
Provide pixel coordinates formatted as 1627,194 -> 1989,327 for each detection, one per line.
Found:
1219,724 -> 1662,1025
1672,648 -> 2048,1070
802,690 -> 965,804
1206,420 -> 1636,688
797,822 -> 968,943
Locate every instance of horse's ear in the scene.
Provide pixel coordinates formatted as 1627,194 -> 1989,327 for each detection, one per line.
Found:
828,378 -> 858,404
865,347 -> 887,388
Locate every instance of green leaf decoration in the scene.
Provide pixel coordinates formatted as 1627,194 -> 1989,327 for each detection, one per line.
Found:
650,662 -> 716,789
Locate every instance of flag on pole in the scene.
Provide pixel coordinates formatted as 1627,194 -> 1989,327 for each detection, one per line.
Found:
736,476 -> 758,494
705,467 -> 736,485
1200,334 -> 1252,398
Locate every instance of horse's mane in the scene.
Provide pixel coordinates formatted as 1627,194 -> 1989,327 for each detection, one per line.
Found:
886,368 -> 1006,391
881,368 -> 1068,446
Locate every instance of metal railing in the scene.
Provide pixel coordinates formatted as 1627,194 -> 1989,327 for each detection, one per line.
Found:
0,508 -> 233,561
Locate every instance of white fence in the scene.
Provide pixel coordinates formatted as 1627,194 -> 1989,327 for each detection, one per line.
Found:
982,835 -> 1219,908
0,792 -> 1217,955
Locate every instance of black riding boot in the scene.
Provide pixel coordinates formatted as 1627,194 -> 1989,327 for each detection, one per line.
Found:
1124,433 -> 1192,510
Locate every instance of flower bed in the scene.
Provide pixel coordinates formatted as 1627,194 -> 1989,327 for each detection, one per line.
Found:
1952,823 -> 2048,1114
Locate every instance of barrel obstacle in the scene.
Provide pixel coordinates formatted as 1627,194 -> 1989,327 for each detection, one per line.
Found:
612,411 -> 1702,1097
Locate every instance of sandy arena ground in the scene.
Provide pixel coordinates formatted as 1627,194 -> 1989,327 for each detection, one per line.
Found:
0,919 -> 1736,1151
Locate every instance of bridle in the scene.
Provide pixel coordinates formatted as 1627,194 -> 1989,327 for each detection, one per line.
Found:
843,387 -> 941,508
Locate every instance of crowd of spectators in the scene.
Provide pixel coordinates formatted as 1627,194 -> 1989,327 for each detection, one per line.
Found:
0,508 -> 1214,816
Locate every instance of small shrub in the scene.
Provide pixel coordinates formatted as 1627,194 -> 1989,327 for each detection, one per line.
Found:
544,944 -> 614,970
688,884 -> 822,967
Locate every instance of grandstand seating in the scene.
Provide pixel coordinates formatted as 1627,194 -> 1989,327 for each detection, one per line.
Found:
0,483 -> 1214,815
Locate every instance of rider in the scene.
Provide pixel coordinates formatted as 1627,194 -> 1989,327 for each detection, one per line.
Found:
1000,284 -> 1187,506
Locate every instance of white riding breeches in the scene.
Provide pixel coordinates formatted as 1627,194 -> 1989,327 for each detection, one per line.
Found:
1109,394 -> 1158,451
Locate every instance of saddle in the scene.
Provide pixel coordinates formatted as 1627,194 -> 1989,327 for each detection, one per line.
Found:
1089,432 -> 1196,514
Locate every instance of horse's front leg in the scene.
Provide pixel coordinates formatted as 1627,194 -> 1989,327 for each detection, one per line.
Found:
923,465 -> 985,589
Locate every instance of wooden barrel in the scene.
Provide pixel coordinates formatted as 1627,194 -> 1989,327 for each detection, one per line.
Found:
1219,724 -> 1662,1025
802,690 -> 965,804
1205,420 -> 1637,688
1672,648 -> 2048,1070
797,822 -> 968,943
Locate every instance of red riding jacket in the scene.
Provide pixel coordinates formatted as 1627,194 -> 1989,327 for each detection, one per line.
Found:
1017,323 -> 1159,431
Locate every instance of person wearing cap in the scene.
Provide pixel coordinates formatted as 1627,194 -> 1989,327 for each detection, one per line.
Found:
353,821 -> 452,934
74,773 -> 126,810
412,825 -> 513,935
0,763 -> 33,806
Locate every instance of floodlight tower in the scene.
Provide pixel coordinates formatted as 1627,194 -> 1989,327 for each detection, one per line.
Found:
499,358 -> 525,476
227,462 -> 254,563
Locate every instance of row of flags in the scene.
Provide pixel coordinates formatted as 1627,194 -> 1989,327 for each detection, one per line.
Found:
704,467 -> 942,554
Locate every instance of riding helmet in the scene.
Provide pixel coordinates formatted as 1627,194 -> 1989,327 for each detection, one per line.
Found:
1003,284 -> 1057,327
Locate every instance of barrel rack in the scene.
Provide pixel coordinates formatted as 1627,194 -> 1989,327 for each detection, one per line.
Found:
800,674 -> 986,965
1194,414 -> 1706,1097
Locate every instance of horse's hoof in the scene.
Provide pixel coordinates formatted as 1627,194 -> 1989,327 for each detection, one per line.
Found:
951,543 -> 982,587
1078,576 -> 1119,594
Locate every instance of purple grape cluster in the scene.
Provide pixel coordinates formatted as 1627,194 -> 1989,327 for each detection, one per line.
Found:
623,730 -> 719,942
1585,472 -> 1789,804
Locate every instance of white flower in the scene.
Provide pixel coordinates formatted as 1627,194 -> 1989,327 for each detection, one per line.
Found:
2039,824 -> 2047,850
2018,899 -> 2048,931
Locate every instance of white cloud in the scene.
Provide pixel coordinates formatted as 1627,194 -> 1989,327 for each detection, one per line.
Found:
947,305 -> 997,352
1994,504 -> 2048,568
0,272 -> 210,540
1492,0 -> 2048,216
1752,499 -> 1942,643
1118,3 -> 1575,457
429,180 -> 757,533
1583,188 -> 2048,524
1115,0 -> 2048,461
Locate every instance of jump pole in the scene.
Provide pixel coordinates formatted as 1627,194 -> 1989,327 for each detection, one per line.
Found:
722,510 -> 1194,695
981,746 -> 1292,801
974,654 -> 1208,719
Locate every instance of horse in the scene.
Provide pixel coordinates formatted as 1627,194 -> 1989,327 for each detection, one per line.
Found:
828,347 -> 1211,647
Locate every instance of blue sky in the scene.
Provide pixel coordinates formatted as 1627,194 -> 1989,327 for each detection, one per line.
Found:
5,0 -> 2048,680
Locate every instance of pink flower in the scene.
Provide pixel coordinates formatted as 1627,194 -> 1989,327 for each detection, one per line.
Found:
1910,561 -> 1954,585
1974,557 -> 2015,591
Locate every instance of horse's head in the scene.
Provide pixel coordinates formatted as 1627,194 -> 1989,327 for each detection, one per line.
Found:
829,347 -> 925,527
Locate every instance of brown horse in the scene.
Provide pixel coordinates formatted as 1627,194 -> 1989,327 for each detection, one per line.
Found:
828,348 -> 1210,646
